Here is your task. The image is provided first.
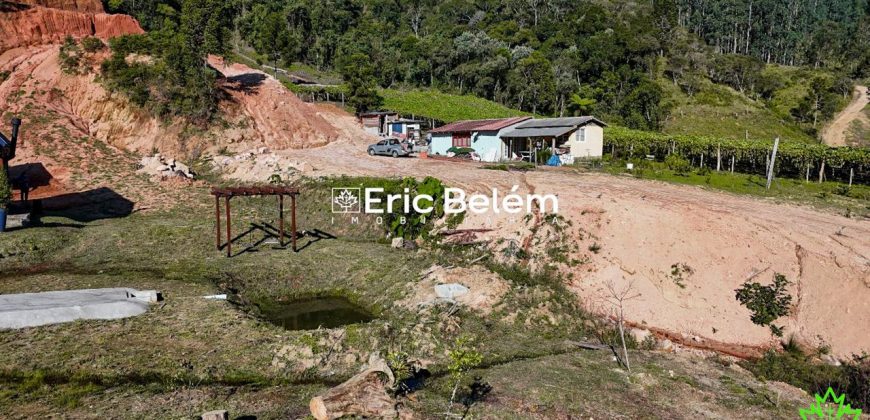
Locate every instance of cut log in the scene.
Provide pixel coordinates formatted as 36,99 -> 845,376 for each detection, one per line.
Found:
310,355 -> 407,420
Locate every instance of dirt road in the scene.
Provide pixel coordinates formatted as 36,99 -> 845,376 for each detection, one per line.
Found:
821,85 -> 869,147
272,137 -> 870,358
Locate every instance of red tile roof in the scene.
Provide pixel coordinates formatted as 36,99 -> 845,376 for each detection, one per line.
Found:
429,116 -> 531,134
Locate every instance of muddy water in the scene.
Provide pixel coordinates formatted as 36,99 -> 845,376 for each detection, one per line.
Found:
257,297 -> 373,330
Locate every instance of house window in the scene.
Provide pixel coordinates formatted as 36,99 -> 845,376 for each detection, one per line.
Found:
452,132 -> 471,148
578,127 -> 586,142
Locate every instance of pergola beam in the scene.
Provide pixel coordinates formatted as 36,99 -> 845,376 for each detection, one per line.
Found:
210,186 -> 300,257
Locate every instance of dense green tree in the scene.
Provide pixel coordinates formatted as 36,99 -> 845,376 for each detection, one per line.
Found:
338,53 -> 384,113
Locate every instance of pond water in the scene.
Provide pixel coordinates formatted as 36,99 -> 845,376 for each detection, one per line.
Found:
257,296 -> 374,330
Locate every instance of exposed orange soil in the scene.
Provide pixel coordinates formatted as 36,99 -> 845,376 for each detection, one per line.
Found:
250,138 -> 869,359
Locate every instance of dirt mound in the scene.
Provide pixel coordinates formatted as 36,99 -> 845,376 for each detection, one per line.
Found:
15,0 -> 104,13
209,56 -> 341,151
398,265 -> 510,315
0,3 -> 143,50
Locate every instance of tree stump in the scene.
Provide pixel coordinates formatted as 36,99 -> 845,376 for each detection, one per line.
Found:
310,355 -> 406,420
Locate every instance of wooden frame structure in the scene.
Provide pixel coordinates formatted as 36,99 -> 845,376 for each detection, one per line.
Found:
211,186 -> 300,257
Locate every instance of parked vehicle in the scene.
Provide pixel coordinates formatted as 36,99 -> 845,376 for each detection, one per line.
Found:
367,138 -> 411,157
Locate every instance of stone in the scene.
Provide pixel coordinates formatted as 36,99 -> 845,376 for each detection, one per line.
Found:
821,354 -> 841,367
656,338 -> 674,351
391,237 -> 404,248
200,410 -> 228,420
630,328 -> 652,343
434,283 -> 469,300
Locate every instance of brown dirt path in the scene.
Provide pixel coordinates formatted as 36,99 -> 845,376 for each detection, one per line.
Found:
821,85 -> 869,147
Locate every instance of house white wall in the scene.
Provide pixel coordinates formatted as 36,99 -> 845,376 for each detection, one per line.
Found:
430,134 -> 453,155
568,123 -> 604,158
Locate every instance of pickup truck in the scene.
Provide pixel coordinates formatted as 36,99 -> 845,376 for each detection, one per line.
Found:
367,138 -> 411,157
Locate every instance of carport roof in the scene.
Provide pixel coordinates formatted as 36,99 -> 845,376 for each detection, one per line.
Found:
429,116 -> 531,133
499,116 -> 606,138
500,126 -> 576,138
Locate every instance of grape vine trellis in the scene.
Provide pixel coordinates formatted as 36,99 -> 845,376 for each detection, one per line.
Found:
604,127 -> 870,184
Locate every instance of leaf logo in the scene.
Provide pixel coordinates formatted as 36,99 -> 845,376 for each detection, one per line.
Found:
332,188 -> 361,213
799,387 -> 862,420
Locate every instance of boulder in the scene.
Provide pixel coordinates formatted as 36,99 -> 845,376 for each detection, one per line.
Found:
656,338 -> 674,351
630,328 -> 652,344
391,237 -> 404,249
200,410 -> 228,420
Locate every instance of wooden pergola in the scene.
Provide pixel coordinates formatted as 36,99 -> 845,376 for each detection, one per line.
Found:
211,186 -> 300,257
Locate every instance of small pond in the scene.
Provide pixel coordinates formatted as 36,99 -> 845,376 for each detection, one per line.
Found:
256,296 -> 374,330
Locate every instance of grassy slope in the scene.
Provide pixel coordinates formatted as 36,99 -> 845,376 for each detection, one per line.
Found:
845,103 -> 870,148
660,78 -> 817,143
381,88 -> 531,123
0,179 -> 811,418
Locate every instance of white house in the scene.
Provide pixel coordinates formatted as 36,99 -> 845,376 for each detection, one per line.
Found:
428,117 -> 532,162
499,116 -> 606,160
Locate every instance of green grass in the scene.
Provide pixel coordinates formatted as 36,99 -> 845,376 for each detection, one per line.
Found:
659,77 -> 817,143
600,158 -> 870,218
381,88 -> 530,123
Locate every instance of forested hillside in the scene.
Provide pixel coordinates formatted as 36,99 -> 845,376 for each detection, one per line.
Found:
104,0 -> 869,140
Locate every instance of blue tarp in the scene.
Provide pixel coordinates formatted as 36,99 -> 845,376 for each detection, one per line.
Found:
546,155 -> 561,166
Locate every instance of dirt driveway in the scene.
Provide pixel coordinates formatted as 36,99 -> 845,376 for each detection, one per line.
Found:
822,85 -> 869,147
272,137 -> 870,359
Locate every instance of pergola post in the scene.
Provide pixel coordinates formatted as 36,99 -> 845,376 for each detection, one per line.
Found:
215,195 -> 221,250
225,196 -> 232,257
279,194 -> 285,246
291,194 -> 297,252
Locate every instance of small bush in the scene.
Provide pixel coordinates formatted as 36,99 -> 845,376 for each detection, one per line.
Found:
0,168 -> 12,207
80,37 -> 105,53
735,273 -> 792,336
447,147 -> 475,156
58,36 -> 81,75
665,154 -> 691,175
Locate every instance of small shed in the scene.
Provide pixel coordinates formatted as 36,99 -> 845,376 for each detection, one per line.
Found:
386,119 -> 424,141
358,111 -> 399,136
499,116 -> 606,161
429,117 -> 531,162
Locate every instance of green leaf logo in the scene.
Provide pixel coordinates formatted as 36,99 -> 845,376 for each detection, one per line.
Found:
799,387 -> 862,419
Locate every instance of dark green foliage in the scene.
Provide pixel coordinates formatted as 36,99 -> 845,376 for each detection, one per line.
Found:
59,36 -> 81,75
743,349 -> 870,411
792,76 -> 843,130
80,37 -> 105,53
338,53 -> 383,113
734,273 -> 792,336
0,167 -> 12,207
100,0 -> 232,123
446,147 -> 474,157
665,154 -> 690,175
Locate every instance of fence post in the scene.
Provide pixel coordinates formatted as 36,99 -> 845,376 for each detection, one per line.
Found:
765,137 -> 780,190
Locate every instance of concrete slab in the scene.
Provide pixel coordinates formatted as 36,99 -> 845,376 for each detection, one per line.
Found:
0,288 -> 152,329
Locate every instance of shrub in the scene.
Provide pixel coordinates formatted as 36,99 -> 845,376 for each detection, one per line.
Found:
0,168 -> 11,207
58,36 -> 81,74
735,273 -> 792,336
665,153 -> 691,175
447,147 -> 475,156
80,37 -> 105,53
